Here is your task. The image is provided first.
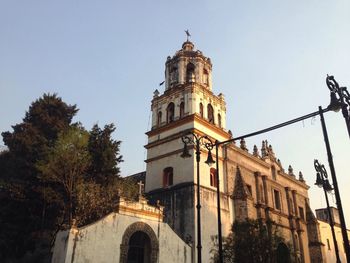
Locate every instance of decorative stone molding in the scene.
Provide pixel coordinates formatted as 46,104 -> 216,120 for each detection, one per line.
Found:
119,222 -> 159,263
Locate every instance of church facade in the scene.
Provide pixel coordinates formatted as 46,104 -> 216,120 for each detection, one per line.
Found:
51,40 -> 340,263
144,40 -> 312,263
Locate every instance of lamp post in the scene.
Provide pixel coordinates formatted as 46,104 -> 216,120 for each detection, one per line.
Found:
318,106 -> 350,262
314,159 -> 341,263
326,75 -> 350,138
181,132 -> 215,263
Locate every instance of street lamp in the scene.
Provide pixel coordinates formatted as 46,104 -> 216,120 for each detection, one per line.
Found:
318,106 -> 350,262
326,75 -> 350,138
314,159 -> 341,263
181,132 -> 215,263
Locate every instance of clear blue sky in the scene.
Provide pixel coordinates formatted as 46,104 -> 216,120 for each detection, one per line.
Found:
1,1 -> 350,223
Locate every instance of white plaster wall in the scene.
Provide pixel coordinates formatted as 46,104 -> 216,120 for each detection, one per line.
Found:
319,220 -> 350,263
198,189 -> 232,263
52,213 -> 191,263
51,230 -> 74,263
145,151 -> 194,192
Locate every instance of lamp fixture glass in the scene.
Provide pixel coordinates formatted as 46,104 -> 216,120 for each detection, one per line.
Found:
328,92 -> 342,112
181,143 -> 192,158
315,172 -> 323,188
205,150 -> 215,167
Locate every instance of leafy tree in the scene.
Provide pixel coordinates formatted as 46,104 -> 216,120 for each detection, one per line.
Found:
2,93 -> 77,173
213,219 -> 288,263
88,123 -> 123,184
0,93 -> 78,261
0,94 -> 136,262
37,126 -> 90,225
75,177 -> 138,226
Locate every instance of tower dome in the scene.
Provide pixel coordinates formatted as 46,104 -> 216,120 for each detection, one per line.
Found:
164,41 -> 213,91
182,41 -> 194,51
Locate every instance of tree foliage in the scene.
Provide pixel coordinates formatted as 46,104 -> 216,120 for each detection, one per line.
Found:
88,123 -> 123,183
37,126 -> 90,225
0,94 -> 135,262
213,219 -> 288,263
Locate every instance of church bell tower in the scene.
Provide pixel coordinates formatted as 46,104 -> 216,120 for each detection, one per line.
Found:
144,39 -> 231,262
145,40 -> 230,191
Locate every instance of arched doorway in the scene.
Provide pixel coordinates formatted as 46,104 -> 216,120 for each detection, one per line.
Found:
119,222 -> 159,263
276,242 -> 291,263
126,231 -> 151,263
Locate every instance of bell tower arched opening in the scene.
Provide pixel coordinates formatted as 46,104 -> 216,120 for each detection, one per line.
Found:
207,104 -> 214,124
166,103 -> 175,123
186,63 -> 195,83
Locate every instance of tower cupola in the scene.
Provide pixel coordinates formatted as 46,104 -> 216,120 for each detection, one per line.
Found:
164,41 -> 213,91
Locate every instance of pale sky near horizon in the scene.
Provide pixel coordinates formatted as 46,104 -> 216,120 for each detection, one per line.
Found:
1,1 -> 350,224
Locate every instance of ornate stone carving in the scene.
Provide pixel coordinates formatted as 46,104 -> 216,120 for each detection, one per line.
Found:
240,138 -> 248,151
288,165 -> 295,177
253,145 -> 259,157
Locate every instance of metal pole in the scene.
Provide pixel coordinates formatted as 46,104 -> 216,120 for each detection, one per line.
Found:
215,142 -> 223,263
319,106 -> 350,262
195,141 -> 202,263
323,185 -> 341,263
340,95 -> 350,139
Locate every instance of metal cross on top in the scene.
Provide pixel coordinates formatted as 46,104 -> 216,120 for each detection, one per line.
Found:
185,29 -> 191,41
137,181 -> 144,196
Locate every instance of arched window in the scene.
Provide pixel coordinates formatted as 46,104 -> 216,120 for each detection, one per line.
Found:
186,63 -> 195,83
199,103 -> 204,118
203,69 -> 209,85
271,166 -> 277,180
166,103 -> 175,123
157,111 -> 162,126
170,67 -> 178,84
163,167 -> 173,187
179,102 -> 185,119
218,113 -> 222,128
210,168 -> 217,188
207,104 -> 214,124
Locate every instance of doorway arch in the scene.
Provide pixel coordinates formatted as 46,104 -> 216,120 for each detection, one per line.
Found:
276,242 -> 291,263
119,222 -> 159,263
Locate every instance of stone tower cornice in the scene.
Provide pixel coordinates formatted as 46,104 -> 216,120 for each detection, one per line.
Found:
151,83 -> 226,110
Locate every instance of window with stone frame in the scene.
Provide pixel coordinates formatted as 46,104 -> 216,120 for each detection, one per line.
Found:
210,168 -> 217,188
218,113 -> 222,128
166,102 -> 175,123
163,167 -> 173,188
273,189 -> 282,210
207,104 -> 214,124
298,206 -> 305,220
179,102 -> 185,119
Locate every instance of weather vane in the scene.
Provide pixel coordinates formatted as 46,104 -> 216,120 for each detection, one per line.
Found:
185,29 -> 191,41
